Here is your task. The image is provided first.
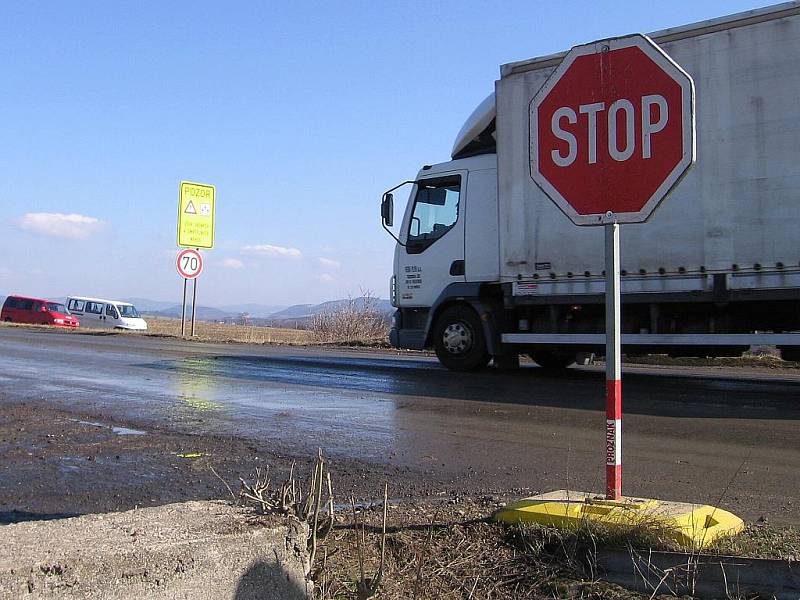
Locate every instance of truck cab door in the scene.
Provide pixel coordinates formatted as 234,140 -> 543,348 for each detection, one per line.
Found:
396,171 -> 466,307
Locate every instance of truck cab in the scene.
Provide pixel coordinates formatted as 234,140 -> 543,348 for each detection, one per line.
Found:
384,94 -> 504,370
382,4 -> 800,371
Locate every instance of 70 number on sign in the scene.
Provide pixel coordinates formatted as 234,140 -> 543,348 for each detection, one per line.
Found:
176,249 -> 203,280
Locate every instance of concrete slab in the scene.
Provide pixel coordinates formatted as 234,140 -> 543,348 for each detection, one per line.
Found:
0,500 -> 311,599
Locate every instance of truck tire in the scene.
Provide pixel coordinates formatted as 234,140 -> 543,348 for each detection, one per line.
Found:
529,350 -> 575,371
433,305 -> 490,372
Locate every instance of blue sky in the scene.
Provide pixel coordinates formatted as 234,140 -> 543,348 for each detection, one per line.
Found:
0,0 -> 766,306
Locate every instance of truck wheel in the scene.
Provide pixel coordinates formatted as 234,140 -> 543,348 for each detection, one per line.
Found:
529,350 -> 575,371
433,305 -> 490,372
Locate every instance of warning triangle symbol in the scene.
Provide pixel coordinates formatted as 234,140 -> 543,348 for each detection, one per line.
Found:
184,201 -> 197,215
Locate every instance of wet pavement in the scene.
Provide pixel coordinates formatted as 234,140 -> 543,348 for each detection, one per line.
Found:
1,327 -> 799,523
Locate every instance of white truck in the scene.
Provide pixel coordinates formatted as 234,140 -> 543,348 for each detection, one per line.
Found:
381,2 -> 800,371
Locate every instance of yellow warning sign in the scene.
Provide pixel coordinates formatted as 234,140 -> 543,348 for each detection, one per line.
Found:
177,181 -> 215,248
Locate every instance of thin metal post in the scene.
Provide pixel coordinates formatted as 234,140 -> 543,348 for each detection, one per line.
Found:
190,277 -> 198,337
180,278 -> 188,337
605,221 -> 622,500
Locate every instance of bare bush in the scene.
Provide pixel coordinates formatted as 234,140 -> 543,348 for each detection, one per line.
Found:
310,291 -> 389,344
234,450 -> 335,576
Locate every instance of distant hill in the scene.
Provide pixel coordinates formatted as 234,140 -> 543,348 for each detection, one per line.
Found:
267,304 -> 316,320
268,298 -> 393,323
123,297 -> 178,313
217,303 -> 288,318
146,305 -> 234,321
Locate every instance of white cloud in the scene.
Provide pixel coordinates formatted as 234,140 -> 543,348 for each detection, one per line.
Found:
318,273 -> 335,283
221,258 -> 244,269
317,257 -> 341,269
15,212 -> 104,239
242,244 -> 303,259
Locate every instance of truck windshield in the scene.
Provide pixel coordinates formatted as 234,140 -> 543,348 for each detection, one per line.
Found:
118,305 -> 140,318
407,176 -> 460,252
47,303 -> 67,313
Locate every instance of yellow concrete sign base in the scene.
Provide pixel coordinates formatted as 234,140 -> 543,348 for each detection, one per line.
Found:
494,490 -> 744,549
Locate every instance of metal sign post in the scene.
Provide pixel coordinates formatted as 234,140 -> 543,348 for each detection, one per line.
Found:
604,218 -> 622,500
181,278 -> 188,336
190,277 -> 198,337
176,248 -> 204,338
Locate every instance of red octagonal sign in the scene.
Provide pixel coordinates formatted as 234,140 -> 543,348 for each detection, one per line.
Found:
530,34 -> 695,225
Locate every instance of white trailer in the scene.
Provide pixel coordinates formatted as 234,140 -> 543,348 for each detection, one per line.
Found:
381,2 -> 800,370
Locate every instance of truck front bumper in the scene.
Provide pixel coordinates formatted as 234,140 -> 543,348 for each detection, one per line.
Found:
389,310 -> 426,349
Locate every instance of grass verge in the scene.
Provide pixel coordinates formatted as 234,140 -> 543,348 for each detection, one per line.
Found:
312,496 -> 798,599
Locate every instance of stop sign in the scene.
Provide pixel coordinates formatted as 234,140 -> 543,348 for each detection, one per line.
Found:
530,34 -> 695,225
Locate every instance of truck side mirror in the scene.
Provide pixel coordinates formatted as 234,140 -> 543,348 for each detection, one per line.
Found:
381,193 -> 394,227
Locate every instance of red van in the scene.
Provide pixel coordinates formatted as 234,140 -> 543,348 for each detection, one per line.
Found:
1,295 -> 79,328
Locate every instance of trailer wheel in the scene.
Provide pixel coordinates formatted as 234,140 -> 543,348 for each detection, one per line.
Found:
433,305 -> 490,372
529,350 -> 575,371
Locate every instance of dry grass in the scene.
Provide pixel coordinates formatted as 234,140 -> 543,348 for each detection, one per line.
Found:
0,317 -> 315,344
314,497 -> 651,600
143,317 -> 315,344
309,292 -> 389,345
620,353 -> 800,369
219,453 -> 793,599
711,522 -> 800,560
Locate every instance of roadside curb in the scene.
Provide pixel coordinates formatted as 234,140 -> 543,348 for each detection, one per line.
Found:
598,549 -> 800,599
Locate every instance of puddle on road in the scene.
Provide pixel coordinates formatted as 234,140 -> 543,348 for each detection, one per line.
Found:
111,426 -> 147,436
73,419 -> 147,436
57,456 -> 86,475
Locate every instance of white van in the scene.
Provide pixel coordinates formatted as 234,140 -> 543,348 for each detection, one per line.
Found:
66,297 -> 148,331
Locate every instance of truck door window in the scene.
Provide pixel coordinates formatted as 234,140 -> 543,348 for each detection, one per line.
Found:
407,176 -> 460,254
106,304 -> 119,319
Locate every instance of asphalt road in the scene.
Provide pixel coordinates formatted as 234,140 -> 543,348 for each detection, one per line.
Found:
1,327 -> 799,523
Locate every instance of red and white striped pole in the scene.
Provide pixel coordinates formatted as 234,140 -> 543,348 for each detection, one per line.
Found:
605,218 -> 622,500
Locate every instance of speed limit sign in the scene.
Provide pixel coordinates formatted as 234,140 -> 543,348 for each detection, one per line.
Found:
176,248 -> 203,279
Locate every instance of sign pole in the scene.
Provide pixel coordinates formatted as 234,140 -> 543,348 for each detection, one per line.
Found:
181,278 -> 188,337
605,218 -> 622,500
190,276 -> 198,337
